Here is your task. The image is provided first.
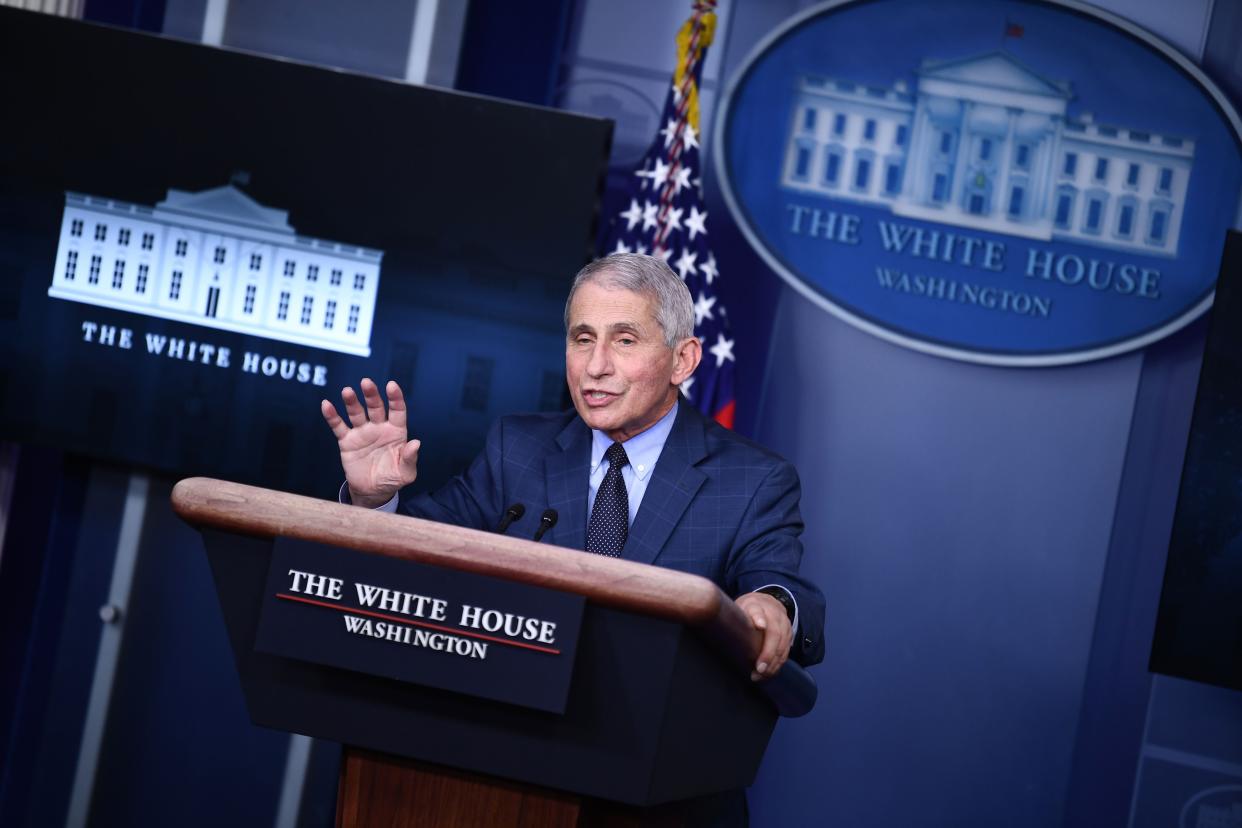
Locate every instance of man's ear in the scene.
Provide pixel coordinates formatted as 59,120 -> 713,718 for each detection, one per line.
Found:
671,336 -> 702,385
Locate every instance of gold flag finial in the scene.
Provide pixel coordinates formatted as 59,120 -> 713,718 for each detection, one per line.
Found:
672,1 -> 717,134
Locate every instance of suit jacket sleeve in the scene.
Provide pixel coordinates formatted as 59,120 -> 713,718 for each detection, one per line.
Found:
726,459 -> 826,667
398,417 -> 507,531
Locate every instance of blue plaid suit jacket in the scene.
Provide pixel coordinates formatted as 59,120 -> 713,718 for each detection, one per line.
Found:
402,400 -> 825,666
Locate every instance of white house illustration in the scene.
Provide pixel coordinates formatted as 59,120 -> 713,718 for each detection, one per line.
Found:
48,185 -> 383,356
782,52 -> 1194,256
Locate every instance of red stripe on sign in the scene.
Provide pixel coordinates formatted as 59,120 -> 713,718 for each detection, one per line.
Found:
275,593 -> 562,655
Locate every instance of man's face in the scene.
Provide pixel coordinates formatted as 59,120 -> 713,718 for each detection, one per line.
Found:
565,280 -> 698,442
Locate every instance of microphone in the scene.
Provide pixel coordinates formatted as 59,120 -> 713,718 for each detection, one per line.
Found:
495,503 -> 525,533
532,509 -> 558,542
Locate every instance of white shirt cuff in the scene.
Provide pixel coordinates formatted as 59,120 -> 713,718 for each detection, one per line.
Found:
338,481 -> 398,513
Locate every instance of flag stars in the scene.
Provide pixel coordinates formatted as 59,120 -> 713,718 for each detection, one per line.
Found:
620,199 -> 643,231
700,252 -> 719,285
660,118 -> 680,148
672,166 -> 693,195
709,333 -> 735,367
612,239 -> 632,254
649,158 -> 671,190
641,200 -> 659,231
682,124 -> 699,151
679,375 -> 695,400
685,206 -> 708,241
675,248 -> 698,280
663,206 -> 684,234
693,292 -> 716,325
634,160 -> 652,189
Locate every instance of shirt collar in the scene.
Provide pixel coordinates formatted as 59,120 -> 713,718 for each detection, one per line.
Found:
589,399 -> 678,481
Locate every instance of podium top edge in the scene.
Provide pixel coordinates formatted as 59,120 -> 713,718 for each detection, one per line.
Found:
171,476 -> 733,629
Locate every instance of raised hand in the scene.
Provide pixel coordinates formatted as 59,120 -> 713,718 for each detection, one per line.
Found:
321,378 -> 421,509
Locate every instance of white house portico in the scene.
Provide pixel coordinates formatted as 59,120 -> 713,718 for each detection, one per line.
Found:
49,185 -> 383,356
782,51 -> 1194,257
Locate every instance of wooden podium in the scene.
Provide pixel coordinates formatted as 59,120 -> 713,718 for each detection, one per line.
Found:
172,477 -> 816,827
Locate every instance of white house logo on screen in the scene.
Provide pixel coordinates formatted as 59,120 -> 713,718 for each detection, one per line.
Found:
781,52 -> 1194,256
716,0 -> 1242,366
48,185 -> 382,357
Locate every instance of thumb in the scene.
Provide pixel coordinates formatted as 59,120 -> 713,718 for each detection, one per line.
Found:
750,611 -> 767,630
401,439 -> 421,466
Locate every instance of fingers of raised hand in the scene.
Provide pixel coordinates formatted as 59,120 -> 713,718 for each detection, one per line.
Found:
321,398 -> 350,440
360,377 -> 387,425
341,385 -> 367,427
386,381 -> 408,431
399,439 -> 421,481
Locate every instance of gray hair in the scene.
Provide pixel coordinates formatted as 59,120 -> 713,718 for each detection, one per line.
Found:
563,253 -> 695,347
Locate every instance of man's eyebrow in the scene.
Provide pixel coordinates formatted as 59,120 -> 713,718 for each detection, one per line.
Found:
568,321 -> 645,335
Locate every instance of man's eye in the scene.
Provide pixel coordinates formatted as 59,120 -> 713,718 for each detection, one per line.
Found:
618,337 -> 635,346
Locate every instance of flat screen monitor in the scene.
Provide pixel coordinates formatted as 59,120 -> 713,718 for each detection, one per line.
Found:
0,7 -> 612,496
1151,229 -> 1242,692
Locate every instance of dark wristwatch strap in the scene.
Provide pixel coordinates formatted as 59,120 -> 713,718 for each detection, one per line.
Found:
755,586 -> 796,623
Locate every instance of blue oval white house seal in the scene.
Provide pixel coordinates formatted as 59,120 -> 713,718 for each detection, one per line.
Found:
715,0 -> 1242,365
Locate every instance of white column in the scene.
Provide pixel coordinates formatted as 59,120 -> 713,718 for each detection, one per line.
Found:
273,735 -> 313,828
905,102 -> 932,203
65,475 -> 150,828
1031,120 -> 1058,224
994,108 -> 1018,219
224,237 -> 241,321
152,224 -> 168,309
404,0 -> 440,85
948,100 -> 974,209
201,0 -> 228,46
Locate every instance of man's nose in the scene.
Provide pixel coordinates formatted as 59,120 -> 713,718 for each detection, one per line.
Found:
586,342 -> 612,376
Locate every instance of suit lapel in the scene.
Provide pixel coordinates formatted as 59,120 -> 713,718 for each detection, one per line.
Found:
622,401 -> 707,566
544,416 -> 591,551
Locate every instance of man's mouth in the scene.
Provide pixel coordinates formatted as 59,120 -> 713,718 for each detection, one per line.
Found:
583,389 -> 618,404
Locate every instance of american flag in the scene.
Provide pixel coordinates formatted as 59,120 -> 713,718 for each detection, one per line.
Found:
598,0 -> 736,428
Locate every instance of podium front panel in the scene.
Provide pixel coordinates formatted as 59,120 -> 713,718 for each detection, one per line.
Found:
201,529 -> 776,806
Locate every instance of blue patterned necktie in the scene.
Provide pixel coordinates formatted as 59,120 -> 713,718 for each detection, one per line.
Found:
586,442 -> 629,557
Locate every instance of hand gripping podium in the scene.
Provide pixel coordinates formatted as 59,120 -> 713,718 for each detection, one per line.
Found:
172,478 -> 816,827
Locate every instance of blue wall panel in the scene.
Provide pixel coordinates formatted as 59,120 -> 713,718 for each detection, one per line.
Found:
747,292 -> 1140,825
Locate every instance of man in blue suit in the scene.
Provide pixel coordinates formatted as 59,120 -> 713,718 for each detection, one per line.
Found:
322,253 -> 824,677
